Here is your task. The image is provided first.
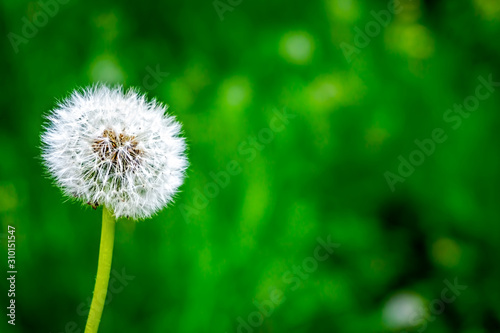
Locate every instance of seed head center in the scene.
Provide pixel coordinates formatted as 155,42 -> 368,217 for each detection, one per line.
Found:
93,128 -> 142,171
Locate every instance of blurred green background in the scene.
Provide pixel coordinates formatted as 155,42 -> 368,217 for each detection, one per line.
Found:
1,0 -> 500,332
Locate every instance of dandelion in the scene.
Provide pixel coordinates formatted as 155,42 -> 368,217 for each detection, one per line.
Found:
41,84 -> 188,333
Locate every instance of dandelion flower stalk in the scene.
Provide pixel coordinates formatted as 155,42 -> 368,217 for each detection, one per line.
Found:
85,206 -> 115,333
41,84 -> 188,332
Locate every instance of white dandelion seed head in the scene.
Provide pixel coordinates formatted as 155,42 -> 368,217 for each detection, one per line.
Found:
41,84 -> 188,219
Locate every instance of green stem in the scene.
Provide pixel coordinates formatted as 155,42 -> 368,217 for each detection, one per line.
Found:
84,206 -> 116,333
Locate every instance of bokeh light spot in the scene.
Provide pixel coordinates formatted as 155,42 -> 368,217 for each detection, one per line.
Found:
89,55 -> 125,84
432,237 -> 462,268
382,292 -> 426,329
386,24 -> 435,59
305,75 -> 343,112
219,76 -> 252,110
325,0 -> 360,22
279,31 -> 315,65
474,0 -> 500,21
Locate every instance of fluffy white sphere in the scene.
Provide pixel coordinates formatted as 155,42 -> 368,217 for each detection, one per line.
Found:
42,84 -> 188,219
